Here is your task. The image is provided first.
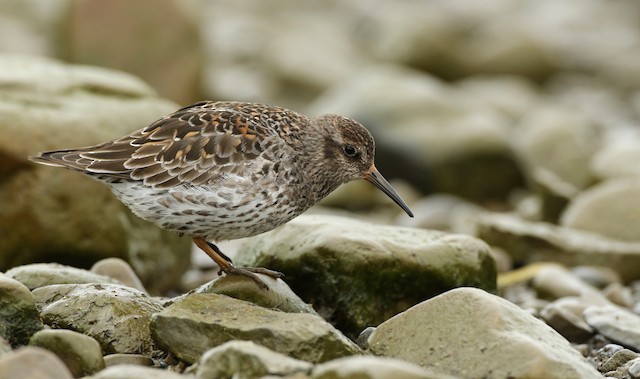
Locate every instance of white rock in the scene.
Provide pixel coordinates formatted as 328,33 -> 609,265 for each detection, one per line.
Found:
369,287 -> 601,379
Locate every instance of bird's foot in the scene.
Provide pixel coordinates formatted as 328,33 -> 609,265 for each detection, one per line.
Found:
219,265 -> 284,290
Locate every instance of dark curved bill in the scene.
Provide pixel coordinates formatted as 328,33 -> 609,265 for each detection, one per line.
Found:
364,164 -> 414,218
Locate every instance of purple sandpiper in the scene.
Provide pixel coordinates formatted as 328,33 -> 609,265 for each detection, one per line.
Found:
30,101 -> 413,288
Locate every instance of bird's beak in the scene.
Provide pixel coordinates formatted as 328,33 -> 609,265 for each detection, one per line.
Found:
364,164 -> 414,218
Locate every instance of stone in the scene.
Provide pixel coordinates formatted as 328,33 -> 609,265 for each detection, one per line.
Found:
191,273 -> 317,315
513,105 -> 598,190
29,329 -> 104,377
599,349 -> 639,376
591,143 -> 640,181
311,356 -> 450,379
477,212 -> 640,282
62,0 -> 201,105
151,293 -> 361,364
539,297 -> 595,343
368,287 -> 601,379
602,283 -> 634,308
561,178 -> 640,242
532,264 -> 609,303
0,53 -> 191,294
90,258 -> 147,294
236,214 -> 496,338
195,340 -> 312,379
628,358 -> 640,378
5,263 -> 121,290
0,273 -> 43,347
0,347 -> 73,379
32,283 -> 163,355
103,353 -> 153,367
571,266 -> 622,290
584,304 -> 640,351
0,337 -> 10,356
83,365 -> 186,379
392,194 -> 482,235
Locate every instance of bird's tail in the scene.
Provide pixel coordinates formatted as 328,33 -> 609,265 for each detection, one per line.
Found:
28,149 -> 90,172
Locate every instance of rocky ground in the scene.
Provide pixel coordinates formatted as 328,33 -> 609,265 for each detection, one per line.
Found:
3,0 -> 640,378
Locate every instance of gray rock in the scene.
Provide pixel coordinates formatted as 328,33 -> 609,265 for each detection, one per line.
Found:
571,266 -> 622,289
603,283 -> 634,308
5,263 -> 122,290
513,105 -> 598,190
192,273 -> 317,315
195,340 -> 312,379
311,356 -> 450,379
0,53 -> 190,294
62,0 -> 202,105
584,304 -> 640,351
236,214 -> 496,338
591,143 -> 640,181
368,287 -> 601,379
91,258 -> 148,294
355,327 -> 375,350
539,297 -> 595,343
83,365 -> 186,379
32,283 -> 163,355
0,347 -> 73,379
532,264 -> 609,303
477,212 -> 640,282
0,337 -> 10,357
103,353 -> 153,368
628,358 -> 640,378
151,293 -> 361,364
29,329 -> 104,377
0,273 -> 43,347
561,178 -> 640,242
599,349 -> 639,376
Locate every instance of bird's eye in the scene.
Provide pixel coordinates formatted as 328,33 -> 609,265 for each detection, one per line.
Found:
343,144 -> 358,157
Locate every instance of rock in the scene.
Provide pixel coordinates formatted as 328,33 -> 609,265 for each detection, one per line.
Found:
599,349 -> 639,376
32,283 -> 163,355
561,178 -> 640,242
477,212 -> 640,282
355,327 -> 375,350
83,365 -> 186,379
584,304 -> 640,351
0,337 -> 10,357
513,105 -> 598,190
539,297 -> 595,343
29,329 -> 104,377
236,214 -> 496,338
0,347 -> 73,379
195,340 -> 312,379
103,354 -> 153,367
151,293 -> 361,364
0,53 -> 191,294
603,283 -> 634,308
368,287 -> 601,379
90,258 -> 147,294
62,0 -> 202,105
311,355 -> 450,379
532,264 -> 609,303
591,142 -> 640,181
0,273 -> 43,347
571,266 -> 622,290
191,273 -> 318,315
392,194 -> 482,234
5,263 -> 122,290
629,358 -> 640,378
307,65 -> 525,202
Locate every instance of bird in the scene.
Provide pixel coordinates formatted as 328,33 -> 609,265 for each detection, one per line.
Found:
29,101 -> 414,289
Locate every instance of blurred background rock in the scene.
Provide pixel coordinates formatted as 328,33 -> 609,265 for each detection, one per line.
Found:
4,0 -> 640,292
